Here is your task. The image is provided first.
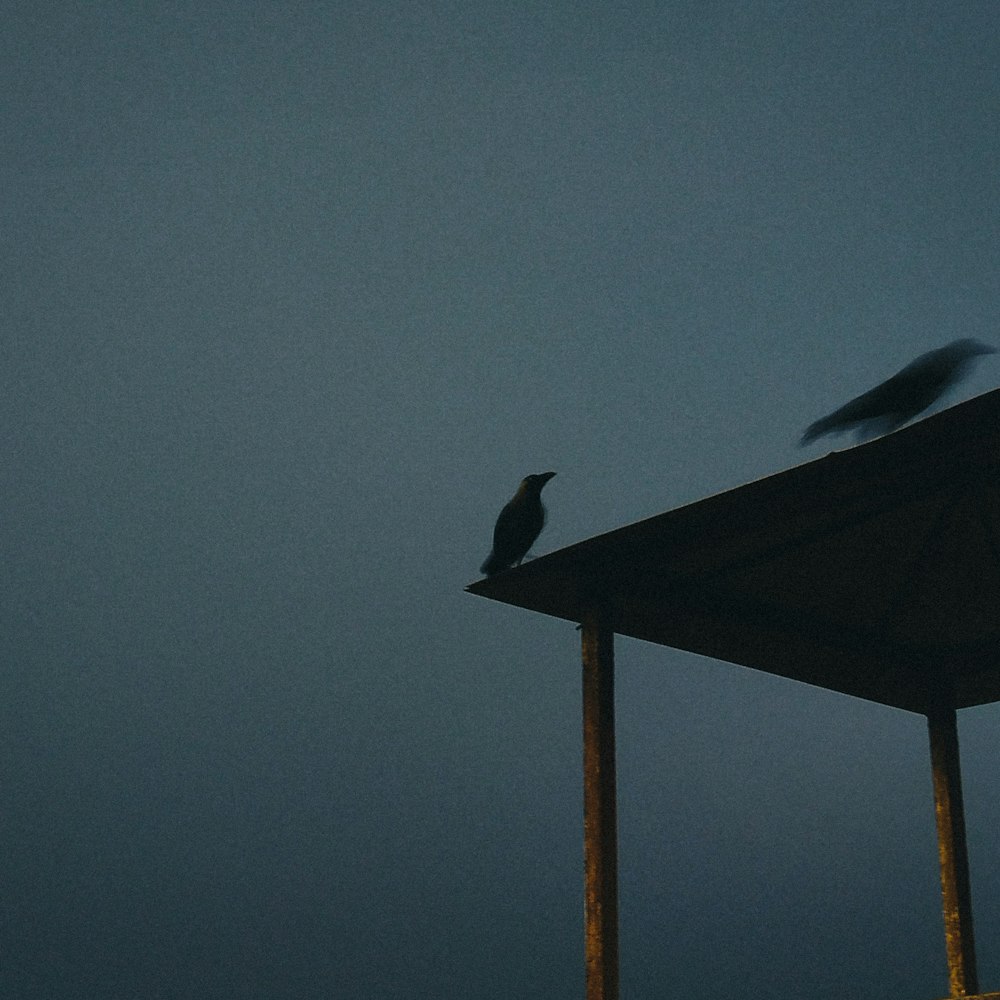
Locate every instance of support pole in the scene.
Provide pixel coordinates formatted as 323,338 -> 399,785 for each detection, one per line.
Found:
927,702 -> 978,998
581,606 -> 619,1000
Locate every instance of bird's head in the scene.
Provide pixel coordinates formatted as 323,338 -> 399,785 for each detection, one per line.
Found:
938,339 -> 997,384
521,471 -> 556,493
949,338 -> 997,360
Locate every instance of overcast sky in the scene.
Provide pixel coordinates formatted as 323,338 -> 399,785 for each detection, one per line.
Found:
4,4 -> 1000,998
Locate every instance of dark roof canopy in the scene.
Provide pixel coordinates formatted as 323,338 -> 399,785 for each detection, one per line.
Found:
468,389 -> 1000,714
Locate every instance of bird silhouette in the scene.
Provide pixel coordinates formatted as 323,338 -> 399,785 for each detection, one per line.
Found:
480,472 -> 556,577
800,339 -> 996,446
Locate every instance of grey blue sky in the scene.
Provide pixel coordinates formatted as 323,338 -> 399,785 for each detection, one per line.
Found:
4,4 -> 1000,998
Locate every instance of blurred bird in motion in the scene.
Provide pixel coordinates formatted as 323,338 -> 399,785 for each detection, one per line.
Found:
480,472 -> 556,577
800,339 -> 996,446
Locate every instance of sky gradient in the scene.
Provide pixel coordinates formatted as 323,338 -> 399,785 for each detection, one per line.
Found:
4,4 -> 1000,998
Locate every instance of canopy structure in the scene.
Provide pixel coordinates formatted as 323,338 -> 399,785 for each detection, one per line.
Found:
468,388 -> 1000,1000
470,387 -> 1000,715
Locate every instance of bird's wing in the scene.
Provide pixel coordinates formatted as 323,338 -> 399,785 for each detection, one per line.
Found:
800,364 -> 949,444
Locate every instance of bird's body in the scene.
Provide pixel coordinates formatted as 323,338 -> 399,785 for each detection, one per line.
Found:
801,339 -> 995,446
480,472 -> 556,577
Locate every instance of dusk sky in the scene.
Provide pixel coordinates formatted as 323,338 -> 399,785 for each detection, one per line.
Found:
4,4 -> 1000,998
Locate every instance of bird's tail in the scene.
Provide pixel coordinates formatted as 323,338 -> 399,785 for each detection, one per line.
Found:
480,552 -> 504,577
800,415 -> 837,446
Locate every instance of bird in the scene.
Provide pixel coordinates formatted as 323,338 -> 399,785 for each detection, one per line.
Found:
480,472 -> 556,577
800,339 -> 996,446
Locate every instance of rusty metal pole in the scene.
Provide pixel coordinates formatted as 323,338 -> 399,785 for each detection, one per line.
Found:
927,702 -> 979,998
581,606 -> 619,1000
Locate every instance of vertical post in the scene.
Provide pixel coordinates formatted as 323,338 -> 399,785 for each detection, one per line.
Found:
927,702 -> 978,998
581,606 -> 619,1000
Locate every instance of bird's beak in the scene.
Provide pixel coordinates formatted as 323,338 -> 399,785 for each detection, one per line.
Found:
540,471 -> 556,483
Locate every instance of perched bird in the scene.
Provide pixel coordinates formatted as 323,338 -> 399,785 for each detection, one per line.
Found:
800,339 -> 996,446
480,472 -> 556,577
